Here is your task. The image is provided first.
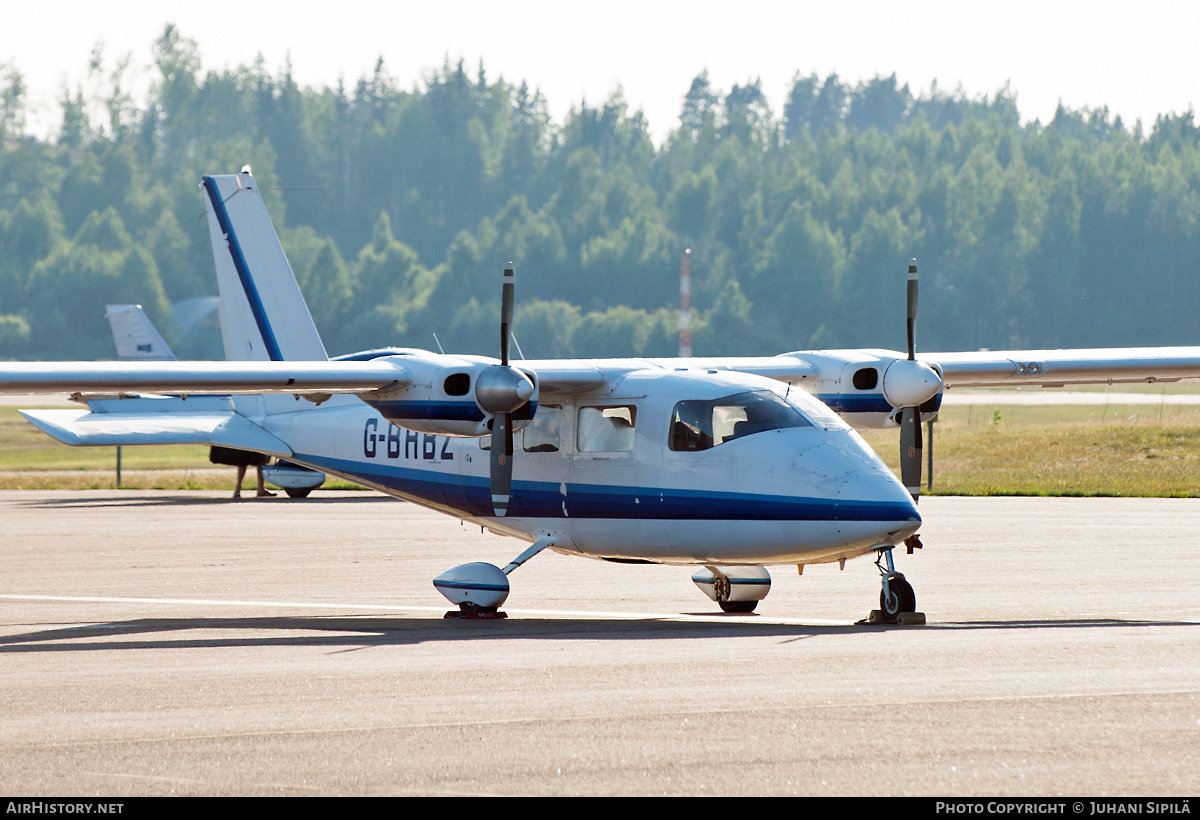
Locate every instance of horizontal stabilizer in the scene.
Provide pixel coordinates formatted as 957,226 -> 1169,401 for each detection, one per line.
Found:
20,409 -> 292,457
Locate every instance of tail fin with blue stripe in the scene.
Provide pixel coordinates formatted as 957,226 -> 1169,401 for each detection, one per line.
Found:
201,170 -> 328,364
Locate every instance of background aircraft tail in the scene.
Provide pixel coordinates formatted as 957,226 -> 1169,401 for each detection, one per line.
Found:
105,304 -> 176,361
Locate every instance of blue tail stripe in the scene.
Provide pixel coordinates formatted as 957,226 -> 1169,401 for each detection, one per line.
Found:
201,176 -> 284,362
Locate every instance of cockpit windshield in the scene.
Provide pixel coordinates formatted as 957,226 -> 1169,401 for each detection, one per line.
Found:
669,390 -> 813,452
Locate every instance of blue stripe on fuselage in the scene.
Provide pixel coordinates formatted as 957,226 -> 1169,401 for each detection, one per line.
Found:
292,451 -> 920,524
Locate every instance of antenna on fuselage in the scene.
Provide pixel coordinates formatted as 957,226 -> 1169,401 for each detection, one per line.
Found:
432,333 -> 445,354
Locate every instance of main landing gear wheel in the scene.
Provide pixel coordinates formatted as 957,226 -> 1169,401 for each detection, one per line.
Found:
433,538 -> 555,619
284,488 -> 312,499
691,566 -> 771,614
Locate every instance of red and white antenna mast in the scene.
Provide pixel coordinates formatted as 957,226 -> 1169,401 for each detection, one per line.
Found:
679,248 -> 692,358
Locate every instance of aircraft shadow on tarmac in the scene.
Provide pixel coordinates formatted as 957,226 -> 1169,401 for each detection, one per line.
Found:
0,614 -> 1195,653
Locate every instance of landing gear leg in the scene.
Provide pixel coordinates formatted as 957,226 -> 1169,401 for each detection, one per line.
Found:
866,547 -> 925,625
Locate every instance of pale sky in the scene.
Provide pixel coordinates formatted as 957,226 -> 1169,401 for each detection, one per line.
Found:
2,1 -> 1197,143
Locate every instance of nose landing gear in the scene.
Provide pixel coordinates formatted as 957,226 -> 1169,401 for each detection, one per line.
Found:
866,547 -> 925,625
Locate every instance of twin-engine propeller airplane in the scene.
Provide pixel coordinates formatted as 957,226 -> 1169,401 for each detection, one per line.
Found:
5,169 -> 1200,621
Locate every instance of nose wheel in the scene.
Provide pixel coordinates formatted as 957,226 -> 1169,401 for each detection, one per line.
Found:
866,547 -> 925,625
880,573 -> 916,619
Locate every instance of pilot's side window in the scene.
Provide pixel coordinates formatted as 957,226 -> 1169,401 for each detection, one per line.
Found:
670,401 -> 714,451
670,391 -> 812,452
577,406 -> 636,453
522,405 -> 561,453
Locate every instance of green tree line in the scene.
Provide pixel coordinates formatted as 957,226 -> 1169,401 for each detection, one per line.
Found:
1,25 -> 1198,361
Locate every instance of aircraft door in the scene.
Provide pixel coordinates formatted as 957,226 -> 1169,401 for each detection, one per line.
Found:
568,401 -> 647,553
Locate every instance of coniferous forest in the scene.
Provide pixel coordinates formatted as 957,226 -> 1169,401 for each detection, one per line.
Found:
1,26 -> 1199,362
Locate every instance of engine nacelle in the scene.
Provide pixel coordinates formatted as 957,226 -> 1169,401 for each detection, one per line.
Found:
358,353 -> 538,437
789,351 -> 944,429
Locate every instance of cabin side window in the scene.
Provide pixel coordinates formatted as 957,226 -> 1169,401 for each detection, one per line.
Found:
852,367 -> 878,390
522,405 -> 561,453
669,391 -> 812,452
443,372 -> 471,396
577,406 -> 637,453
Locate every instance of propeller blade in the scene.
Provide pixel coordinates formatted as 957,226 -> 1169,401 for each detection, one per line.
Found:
490,411 -> 513,516
491,266 -> 519,516
900,258 -> 923,502
899,405 -> 922,503
906,259 -> 918,361
500,265 -> 514,367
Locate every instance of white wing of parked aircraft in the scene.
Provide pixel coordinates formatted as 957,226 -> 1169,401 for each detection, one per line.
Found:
5,169 -> 1200,621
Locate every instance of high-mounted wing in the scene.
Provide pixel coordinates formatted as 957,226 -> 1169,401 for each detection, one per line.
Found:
928,347 -> 1200,388
0,360 -> 408,396
514,357 -> 816,396
657,356 -> 819,383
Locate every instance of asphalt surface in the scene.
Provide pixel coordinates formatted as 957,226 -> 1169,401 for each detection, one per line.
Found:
0,491 -> 1197,796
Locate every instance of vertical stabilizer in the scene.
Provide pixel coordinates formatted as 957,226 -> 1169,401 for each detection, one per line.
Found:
201,171 -> 328,364
105,304 -> 176,361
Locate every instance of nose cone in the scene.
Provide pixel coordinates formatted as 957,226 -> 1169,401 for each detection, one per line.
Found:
702,427 -> 921,561
841,467 -> 921,516
835,442 -> 920,506
829,431 -> 922,543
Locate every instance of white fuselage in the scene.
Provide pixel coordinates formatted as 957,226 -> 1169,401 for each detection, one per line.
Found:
262,369 -> 921,566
